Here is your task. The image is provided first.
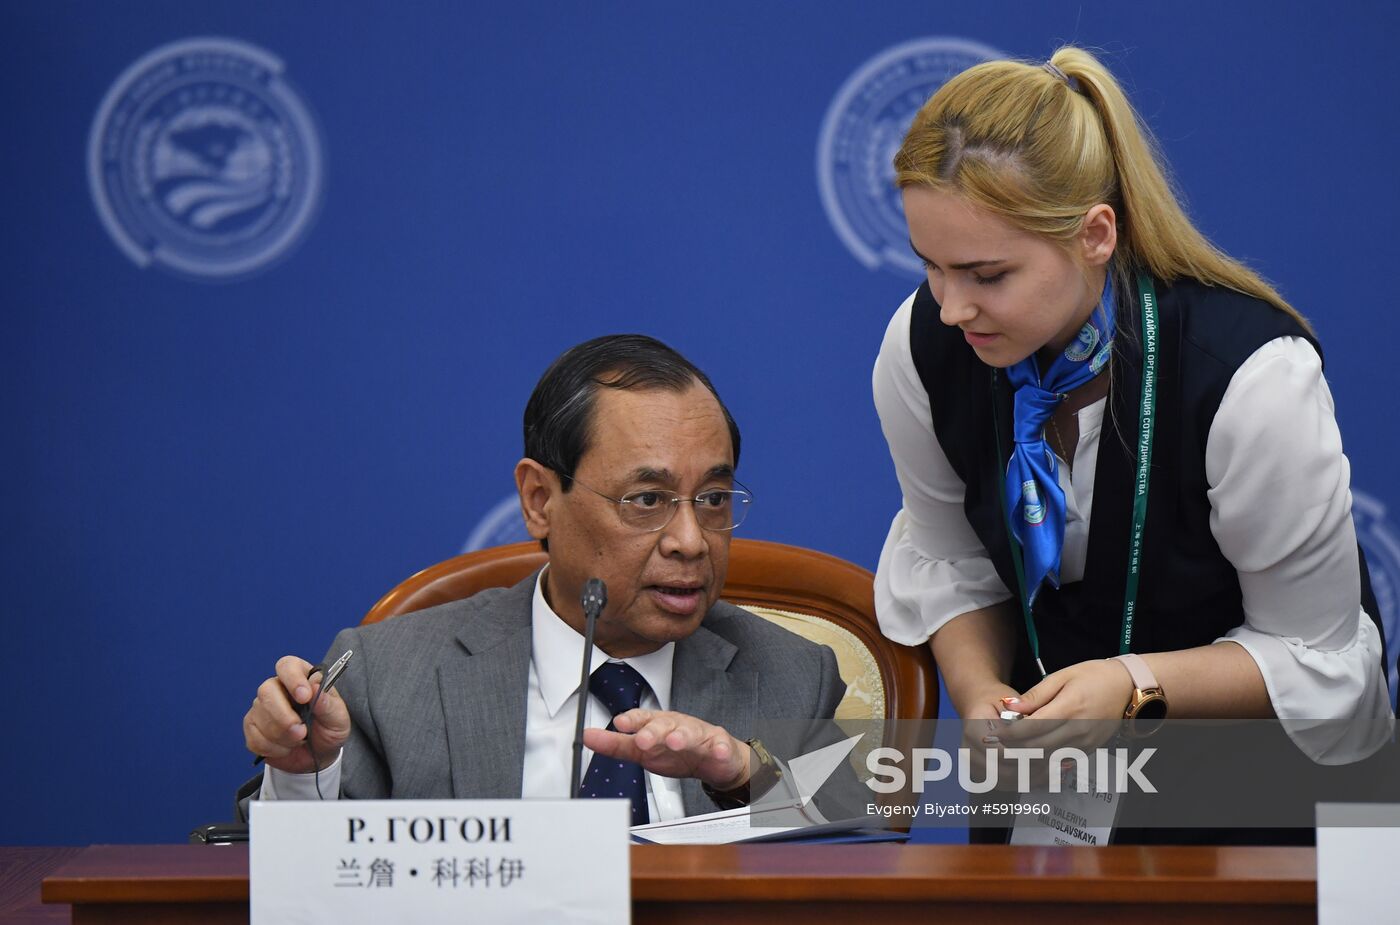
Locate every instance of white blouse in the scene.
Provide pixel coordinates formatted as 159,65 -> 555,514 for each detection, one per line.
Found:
873,289 -> 1394,763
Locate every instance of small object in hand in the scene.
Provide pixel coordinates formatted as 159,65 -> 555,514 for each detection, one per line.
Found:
296,649 -> 354,722
252,649 -> 353,765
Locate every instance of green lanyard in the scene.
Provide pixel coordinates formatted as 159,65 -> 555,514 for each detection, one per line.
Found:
995,274 -> 1160,677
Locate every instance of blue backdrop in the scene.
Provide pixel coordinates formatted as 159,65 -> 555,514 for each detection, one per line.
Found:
5,1 -> 1398,845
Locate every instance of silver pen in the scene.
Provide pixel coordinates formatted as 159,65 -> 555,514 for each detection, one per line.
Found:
253,649 -> 353,765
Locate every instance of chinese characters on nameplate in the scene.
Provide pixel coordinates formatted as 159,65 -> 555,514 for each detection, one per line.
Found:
251,799 -> 629,923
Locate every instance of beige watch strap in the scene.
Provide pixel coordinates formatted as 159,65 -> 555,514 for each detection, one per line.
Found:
1112,652 -> 1159,691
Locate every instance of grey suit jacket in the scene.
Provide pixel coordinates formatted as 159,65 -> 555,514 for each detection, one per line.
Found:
282,574 -> 848,817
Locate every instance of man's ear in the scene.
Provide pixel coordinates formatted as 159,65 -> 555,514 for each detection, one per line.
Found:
514,459 -> 555,541
1078,203 -> 1118,268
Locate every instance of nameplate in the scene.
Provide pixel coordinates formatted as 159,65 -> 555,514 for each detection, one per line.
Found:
250,799 -> 630,923
1317,803 -> 1400,925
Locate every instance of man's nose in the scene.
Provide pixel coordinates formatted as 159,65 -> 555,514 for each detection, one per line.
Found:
659,499 -> 707,558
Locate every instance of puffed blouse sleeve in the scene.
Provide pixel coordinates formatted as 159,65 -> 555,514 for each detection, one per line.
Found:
872,291 -> 1013,646
1206,336 -> 1394,763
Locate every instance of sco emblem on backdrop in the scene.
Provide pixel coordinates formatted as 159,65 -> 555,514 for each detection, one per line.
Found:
816,37 -> 1002,277
1353,490 -> 1400,703
463,493 -> 533,553
88,37 -> 323,280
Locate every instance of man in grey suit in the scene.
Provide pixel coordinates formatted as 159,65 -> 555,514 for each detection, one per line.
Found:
242,335 -> 849,821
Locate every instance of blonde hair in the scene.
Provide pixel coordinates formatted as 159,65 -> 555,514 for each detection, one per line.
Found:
893,46 -> 1310,332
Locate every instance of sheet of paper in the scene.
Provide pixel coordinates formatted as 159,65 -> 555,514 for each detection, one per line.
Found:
631,806 -> 802,845
630,734 -> 866,845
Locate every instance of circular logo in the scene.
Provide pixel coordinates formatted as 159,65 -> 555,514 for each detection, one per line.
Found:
88,37 -> 323,280
816,37 -> 1004,277
463,492 -> 533,553
1090,344 -> 1112,375
1352,489 -> 1400,704
1022,480 -> 1046,525
1064,322 -> 1100,363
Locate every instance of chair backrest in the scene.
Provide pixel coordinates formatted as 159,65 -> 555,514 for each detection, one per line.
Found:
363,538 -> 938,726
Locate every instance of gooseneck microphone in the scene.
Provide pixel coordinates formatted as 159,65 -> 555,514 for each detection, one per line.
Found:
569,578 -> 607,798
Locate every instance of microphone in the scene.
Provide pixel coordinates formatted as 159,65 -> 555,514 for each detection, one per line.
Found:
569,578 -> 607,798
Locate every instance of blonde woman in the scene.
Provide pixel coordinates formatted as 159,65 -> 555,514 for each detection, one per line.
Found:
872,47 -> 1393,839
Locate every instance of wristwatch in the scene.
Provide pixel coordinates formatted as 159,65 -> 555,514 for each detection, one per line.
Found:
702,738 -> 783,809
1111,653 -> 1169,737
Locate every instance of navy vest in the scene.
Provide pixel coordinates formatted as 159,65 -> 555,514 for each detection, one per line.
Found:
908,275 -> 1384,692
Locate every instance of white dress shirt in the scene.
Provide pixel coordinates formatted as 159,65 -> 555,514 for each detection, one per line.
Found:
262,571 -> 689,820
872,289 -> 1394,763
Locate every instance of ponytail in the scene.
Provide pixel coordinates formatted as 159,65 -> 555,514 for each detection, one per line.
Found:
896,45 -> 1310,333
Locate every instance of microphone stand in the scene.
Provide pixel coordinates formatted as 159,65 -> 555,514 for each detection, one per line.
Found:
569,578 -> 607,798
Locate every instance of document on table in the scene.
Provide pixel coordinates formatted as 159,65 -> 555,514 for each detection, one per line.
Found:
630,734 -> 865,845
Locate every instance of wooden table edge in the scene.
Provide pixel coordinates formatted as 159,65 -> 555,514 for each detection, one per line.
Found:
39,843 -> 1317,907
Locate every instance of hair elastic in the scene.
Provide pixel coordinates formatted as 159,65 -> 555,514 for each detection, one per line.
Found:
1042,62 -> 1071,85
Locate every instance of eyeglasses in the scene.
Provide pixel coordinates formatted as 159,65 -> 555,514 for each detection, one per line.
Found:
563,475 -> 754,533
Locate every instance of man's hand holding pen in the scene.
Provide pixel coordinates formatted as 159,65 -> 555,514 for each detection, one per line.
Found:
244,653 -> 353,774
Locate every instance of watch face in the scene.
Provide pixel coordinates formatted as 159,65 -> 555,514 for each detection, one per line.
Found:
1126,695 -> 1168,737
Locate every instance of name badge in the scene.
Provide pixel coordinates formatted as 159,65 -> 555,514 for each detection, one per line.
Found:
250,799 -> 630,923
1009,750 -> 1123,847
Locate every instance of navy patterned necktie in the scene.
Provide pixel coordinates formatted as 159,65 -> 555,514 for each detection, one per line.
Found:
577,661 -> 651,825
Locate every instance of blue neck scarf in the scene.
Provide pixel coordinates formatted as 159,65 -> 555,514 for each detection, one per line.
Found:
1004,273 -> 1116,605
